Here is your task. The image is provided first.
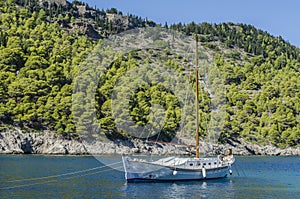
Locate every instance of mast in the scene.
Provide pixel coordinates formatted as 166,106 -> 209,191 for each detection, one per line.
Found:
195,35 -> 200,158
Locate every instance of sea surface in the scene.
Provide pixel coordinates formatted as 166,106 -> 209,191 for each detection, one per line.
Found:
0,155 -> 299,199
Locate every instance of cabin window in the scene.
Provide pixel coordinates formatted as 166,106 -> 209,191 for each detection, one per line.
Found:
208,163 -> 211,165
203,163 -> 206,166
214,162 -> 217,165
189,163 -> 193,166
197,162 -> 201,166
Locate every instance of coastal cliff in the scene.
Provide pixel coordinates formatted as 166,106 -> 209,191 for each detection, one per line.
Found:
1,129 -> 299,156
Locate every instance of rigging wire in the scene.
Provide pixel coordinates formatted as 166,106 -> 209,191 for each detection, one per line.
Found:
178,83 -> 192,139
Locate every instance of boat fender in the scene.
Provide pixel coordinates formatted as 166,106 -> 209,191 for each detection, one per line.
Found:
173,170 -> 177,176
229,165 -> 232,175
202,167 -> 206,178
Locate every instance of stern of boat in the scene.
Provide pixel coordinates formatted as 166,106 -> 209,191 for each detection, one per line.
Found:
218,149 -> 235,176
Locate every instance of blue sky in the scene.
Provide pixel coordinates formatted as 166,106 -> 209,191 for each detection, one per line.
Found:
82,0 -> 300,48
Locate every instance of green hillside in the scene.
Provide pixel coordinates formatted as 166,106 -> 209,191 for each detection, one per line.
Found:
0,0 -> 299,148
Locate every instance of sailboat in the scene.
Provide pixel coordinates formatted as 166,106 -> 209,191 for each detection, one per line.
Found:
122,35 -> 235,182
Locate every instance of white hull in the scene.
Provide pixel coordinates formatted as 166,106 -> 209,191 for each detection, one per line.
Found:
122,155 -> 234,182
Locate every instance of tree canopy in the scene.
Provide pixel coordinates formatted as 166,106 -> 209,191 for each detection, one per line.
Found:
0,0 -> 299,148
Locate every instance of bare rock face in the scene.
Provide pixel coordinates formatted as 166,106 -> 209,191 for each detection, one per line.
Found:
0,129 -> 87,155
39,0 -> 67,6
70,20 -> 102,40
0,129 -> 24,154
0,128 -> 189,155
106,13 -> 131,31
0,128 -> 299,156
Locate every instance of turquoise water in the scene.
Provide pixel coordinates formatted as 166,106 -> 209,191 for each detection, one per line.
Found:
0,155 -> 299,198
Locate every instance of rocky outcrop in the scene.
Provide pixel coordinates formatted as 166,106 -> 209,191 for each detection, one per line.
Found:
0,129 -> 87,155
39,0 -> 67,6
197,139 -> 300,156
0,129 -> 191,155
0,128 -> 299,156
70,20 -> 102,40
106,13 -> 131,31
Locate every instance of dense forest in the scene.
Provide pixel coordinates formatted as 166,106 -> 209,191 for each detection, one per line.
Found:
0,0 -> 299,148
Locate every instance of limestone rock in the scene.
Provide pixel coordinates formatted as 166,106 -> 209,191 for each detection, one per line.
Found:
0,128 -> 299,156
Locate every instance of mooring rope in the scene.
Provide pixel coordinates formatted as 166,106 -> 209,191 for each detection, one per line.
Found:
5,161 -> 122,183
1,165 -> 123,190
233,163 -> 240,177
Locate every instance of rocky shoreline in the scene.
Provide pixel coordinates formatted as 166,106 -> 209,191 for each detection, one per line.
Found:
0,129 -> 299,156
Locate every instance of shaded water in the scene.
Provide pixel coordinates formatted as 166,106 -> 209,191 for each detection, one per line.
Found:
0,155 -> 299,198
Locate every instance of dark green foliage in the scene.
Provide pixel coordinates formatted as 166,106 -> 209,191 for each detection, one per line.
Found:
0,0 -> 94,133
0,0 -> 299,147
170,22 -> 300,61
166,21 -> 300,148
